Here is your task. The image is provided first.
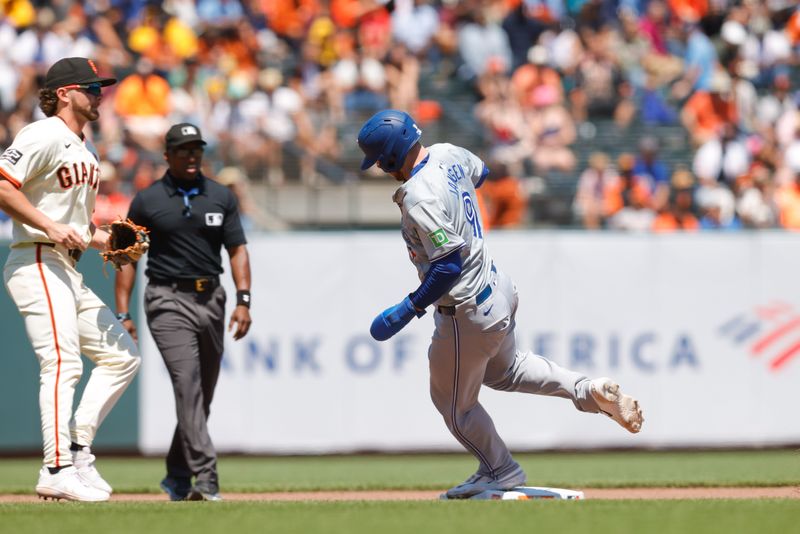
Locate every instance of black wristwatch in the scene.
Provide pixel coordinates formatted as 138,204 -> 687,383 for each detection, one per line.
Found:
116,312 -> 132,322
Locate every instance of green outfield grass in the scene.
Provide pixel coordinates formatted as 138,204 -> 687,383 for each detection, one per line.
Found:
1,500 -> 799,534
0,450 -> 798,494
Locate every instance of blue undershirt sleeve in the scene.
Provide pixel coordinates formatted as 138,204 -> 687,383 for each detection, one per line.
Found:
409,248 -> 463,311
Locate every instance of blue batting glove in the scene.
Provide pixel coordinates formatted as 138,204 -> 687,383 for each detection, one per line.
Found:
370,296 -> 424,341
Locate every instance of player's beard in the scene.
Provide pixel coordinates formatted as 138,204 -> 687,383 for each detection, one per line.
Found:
74,95 -> 100,122
79,104 -> 100,122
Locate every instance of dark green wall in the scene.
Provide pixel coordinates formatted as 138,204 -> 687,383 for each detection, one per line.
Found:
0,242 -> 139,453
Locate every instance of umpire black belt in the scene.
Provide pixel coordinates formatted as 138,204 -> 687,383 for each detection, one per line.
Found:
36,242 -> 83,263
149,276 -> 220,293
437,263 -> 496,316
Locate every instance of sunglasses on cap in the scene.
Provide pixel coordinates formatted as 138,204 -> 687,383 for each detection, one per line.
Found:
61,82 -> 103,97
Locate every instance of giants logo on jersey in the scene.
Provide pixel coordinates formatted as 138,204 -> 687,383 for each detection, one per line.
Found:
56,162 -> 100,190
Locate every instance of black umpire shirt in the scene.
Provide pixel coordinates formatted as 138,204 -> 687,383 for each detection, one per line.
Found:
126,171 -> 247,280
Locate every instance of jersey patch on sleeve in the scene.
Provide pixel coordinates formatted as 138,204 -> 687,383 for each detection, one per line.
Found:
428,228 -> 450,248
0,148 -> 23,166
205,213 -> 224,226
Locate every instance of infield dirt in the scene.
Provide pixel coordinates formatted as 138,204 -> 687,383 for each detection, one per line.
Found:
1,487 -> 798,503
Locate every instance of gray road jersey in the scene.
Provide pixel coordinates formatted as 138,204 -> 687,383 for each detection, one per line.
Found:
392,143 -> 492,307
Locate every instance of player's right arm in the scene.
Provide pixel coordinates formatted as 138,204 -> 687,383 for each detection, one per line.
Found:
114,262 -> 138,341
0,179 -> 86,250
113,193 -> 148,341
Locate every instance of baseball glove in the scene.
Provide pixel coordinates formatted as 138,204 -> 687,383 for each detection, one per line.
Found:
100,218 -> 150,271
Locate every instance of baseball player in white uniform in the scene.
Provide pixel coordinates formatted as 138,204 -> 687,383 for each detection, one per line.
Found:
0,58 -> 141,502
358,110 -> 644,499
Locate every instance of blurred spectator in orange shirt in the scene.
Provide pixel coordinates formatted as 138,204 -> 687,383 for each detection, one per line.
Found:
607,181 -> 655,232
114,57 -> 172,151
787,8 -> 800,47
604,153 -> 652,217
92,162 -> 132,227
261,0 -> 320,42
681,70 -> 738,146
652,169 -> 699,232
331,0 -> 372,29
776,171 -> 800,230
668,0 -> 708,23
476,161 -> 527,229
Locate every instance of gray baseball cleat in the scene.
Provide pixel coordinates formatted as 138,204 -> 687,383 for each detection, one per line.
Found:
443,464 -> 527,499
590,377 -> 644,433
187,481 -> 223,502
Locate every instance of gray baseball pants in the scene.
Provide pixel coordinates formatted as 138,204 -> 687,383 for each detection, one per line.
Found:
144,283 -> 226,490
429,267 -> 606,478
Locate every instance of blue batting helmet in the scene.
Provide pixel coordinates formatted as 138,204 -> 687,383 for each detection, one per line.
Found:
357,110 -> 421,172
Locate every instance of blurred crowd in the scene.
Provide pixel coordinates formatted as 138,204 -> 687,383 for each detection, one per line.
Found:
0,0 -> 798,234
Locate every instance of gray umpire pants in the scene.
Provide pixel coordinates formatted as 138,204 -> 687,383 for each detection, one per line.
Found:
428,267 -> 605,479
144,282 -> 226,490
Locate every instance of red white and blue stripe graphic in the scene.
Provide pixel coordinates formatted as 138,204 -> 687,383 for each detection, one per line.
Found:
718,302 -> 800,371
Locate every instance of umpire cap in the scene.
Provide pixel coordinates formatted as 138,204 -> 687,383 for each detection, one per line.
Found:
44,57 -> 116,89
165,123 -> 207,149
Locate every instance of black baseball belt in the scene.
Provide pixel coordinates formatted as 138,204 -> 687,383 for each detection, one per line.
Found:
149,276 -> 220,293
35,242 -> 83,263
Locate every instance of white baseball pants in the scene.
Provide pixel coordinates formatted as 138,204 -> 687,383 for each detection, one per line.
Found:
4,244 -> 141,468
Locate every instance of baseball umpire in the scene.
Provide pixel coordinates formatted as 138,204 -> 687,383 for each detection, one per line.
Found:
0,57 -> 141,502
114,123 -> 252,501
358,109 -> 644,499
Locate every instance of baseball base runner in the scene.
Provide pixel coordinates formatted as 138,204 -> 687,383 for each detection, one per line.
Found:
357,109 -> 644,500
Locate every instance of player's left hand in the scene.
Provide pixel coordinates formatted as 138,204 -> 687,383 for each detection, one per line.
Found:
229,305 -> 252,340
370,296 -> 425,341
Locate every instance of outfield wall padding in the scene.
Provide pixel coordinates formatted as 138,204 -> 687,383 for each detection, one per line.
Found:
134,231 -> 800,454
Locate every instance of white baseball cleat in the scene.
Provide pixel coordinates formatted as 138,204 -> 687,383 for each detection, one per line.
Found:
443,464 -> 527,499
590,377 -> 644,433
72,446 -> 113,494
36,466 -> 110,502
